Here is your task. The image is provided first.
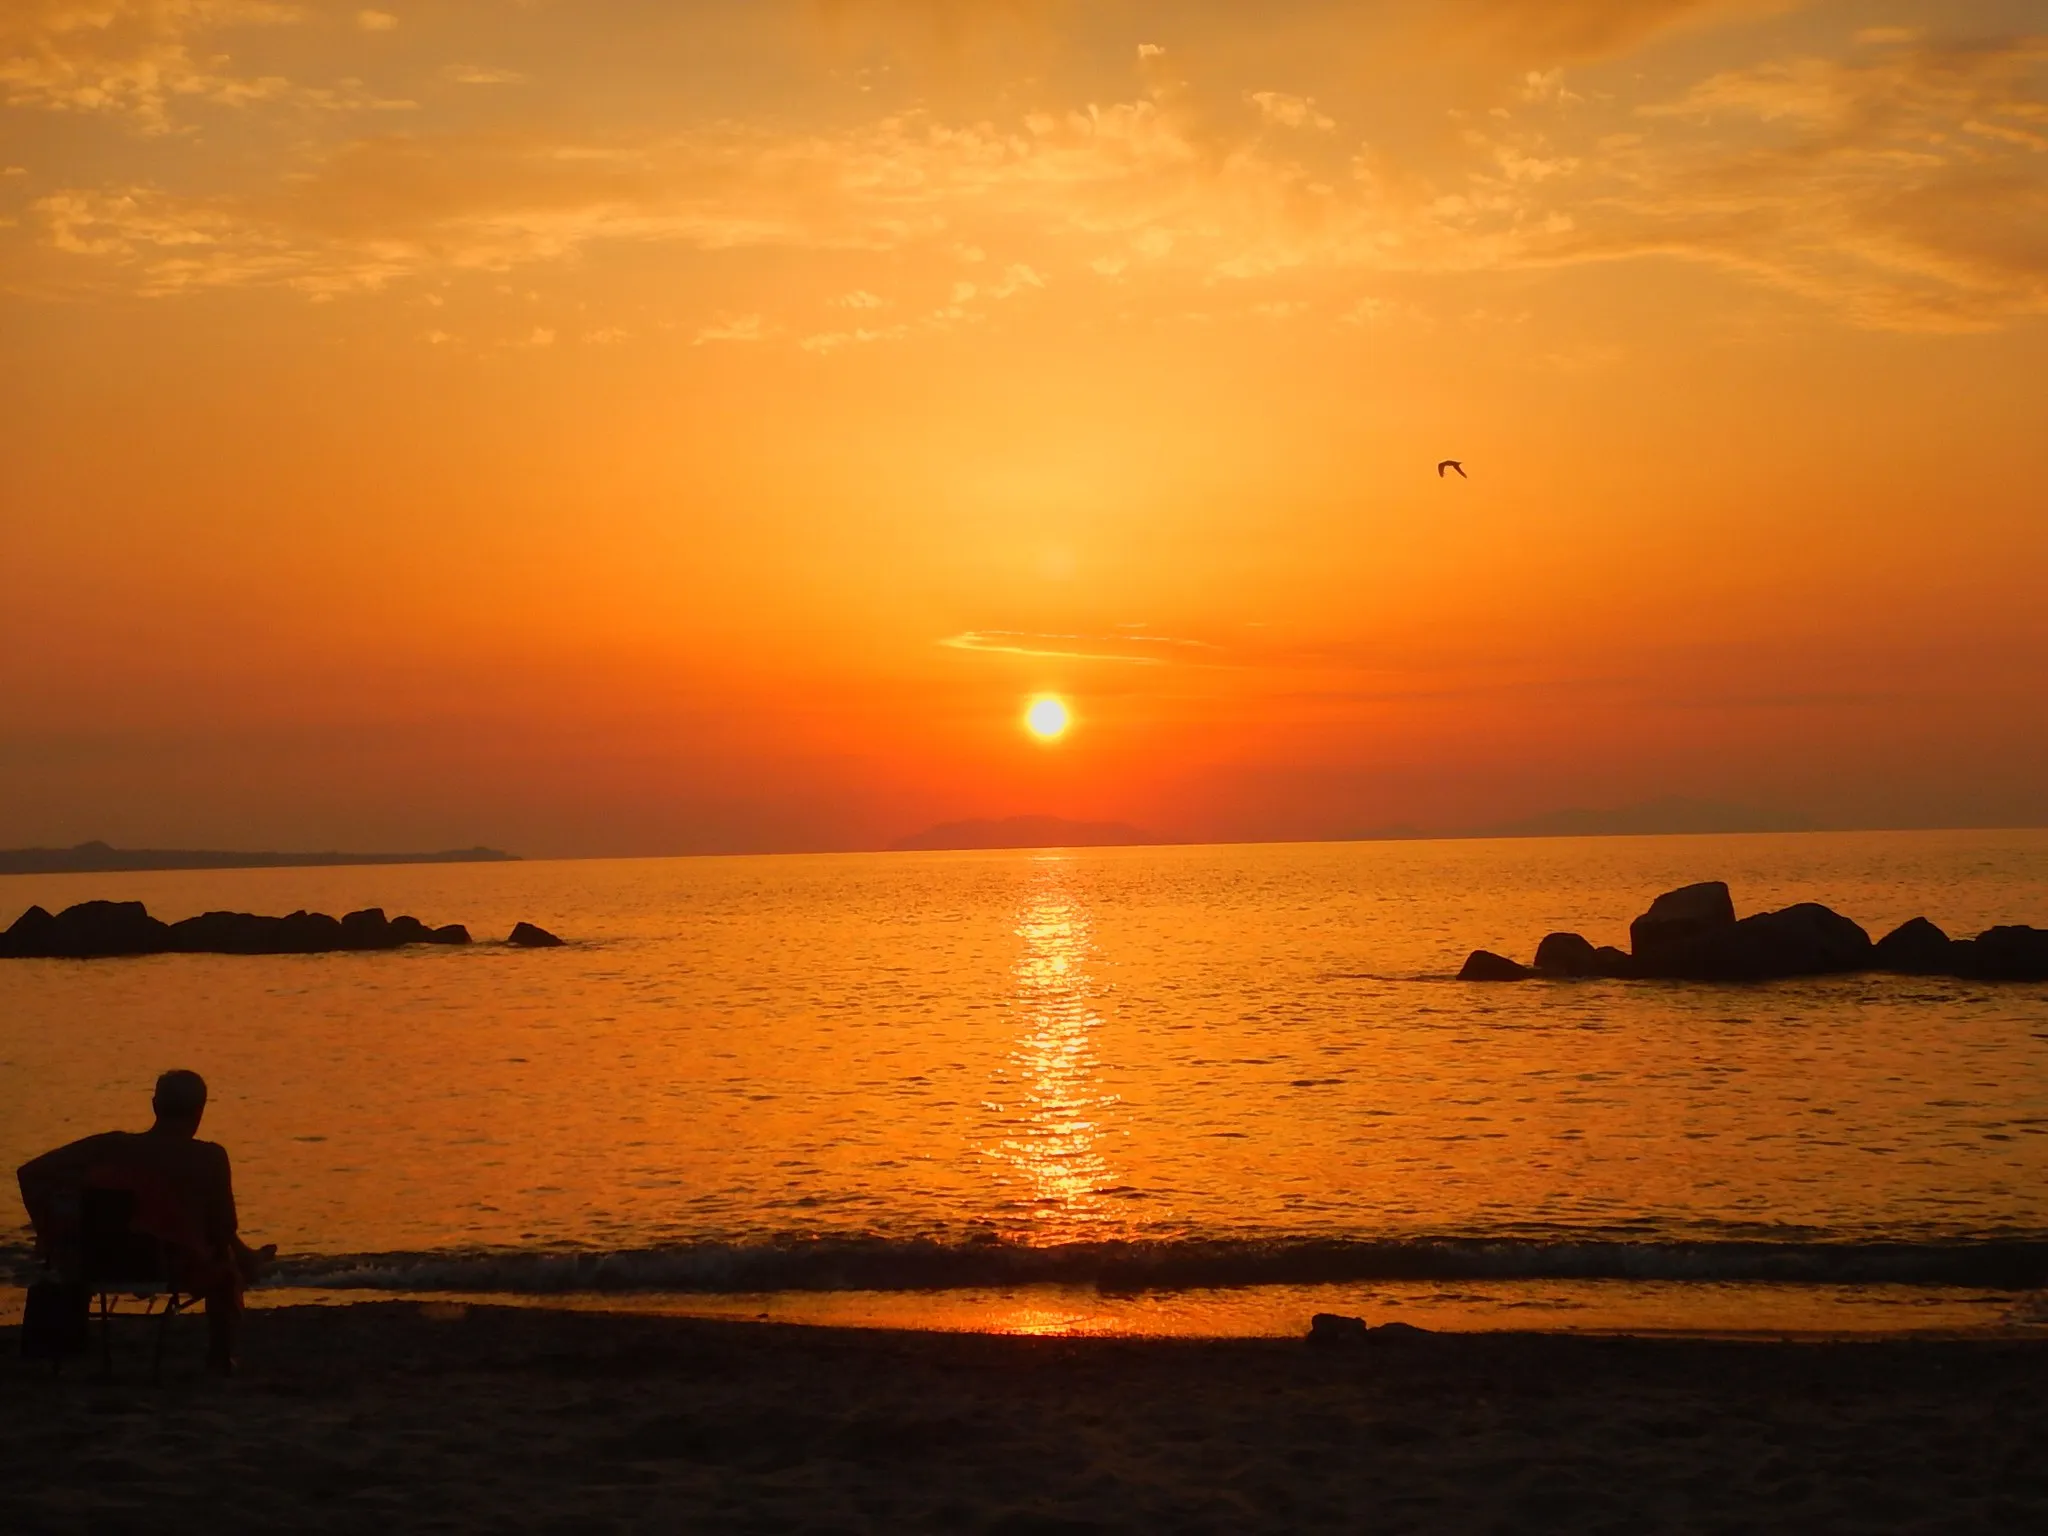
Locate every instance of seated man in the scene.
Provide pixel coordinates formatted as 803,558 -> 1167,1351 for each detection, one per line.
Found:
17,1069 -> 275,1373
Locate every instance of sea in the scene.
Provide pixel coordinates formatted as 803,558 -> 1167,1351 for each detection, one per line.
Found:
5,829 -> 2048,1338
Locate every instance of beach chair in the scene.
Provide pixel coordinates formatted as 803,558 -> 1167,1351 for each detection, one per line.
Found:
78,1185 -> 193,1382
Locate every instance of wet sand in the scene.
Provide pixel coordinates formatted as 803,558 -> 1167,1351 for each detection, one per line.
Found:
5,1302 -> 2048,1533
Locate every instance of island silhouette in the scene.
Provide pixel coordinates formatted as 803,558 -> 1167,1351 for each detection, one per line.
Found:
890,816 -> 1156,852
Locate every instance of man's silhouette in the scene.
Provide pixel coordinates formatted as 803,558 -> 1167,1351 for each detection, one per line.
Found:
17,1070 -> 274,1373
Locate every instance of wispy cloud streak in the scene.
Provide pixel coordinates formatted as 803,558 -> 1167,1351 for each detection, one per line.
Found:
940,630 -> 1218,665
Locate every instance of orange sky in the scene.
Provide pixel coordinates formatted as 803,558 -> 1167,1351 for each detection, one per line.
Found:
2,1 -> 2045,855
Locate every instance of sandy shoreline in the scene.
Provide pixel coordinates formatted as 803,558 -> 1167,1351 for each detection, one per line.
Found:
6,1303 -> 2048,1532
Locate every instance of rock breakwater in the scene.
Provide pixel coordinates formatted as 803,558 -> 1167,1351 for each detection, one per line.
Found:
1,900 -> 495,958
1460,880 -> 2048,983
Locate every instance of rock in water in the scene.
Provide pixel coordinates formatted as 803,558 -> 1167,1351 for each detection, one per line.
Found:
1307,1313 -> 1369,1347
1726,903 -> 1871,979
507,921 -> 564,948
15,900 -> 174,958
1458,949 -> 1530,981
1457,883 -> 2037,987
1629,881 -> 1736,960
1593,945 -> 1635,978
5,902 -> 477,957
1534,932 -> 1601,977
0,905 -> 59,957
168,911 -> 279,953
1961,926 -> 2048,982
1637,901 -> 1872,982
341,908 -> 397,950
1874,917 -> 1953,974
273,910 -> 345,953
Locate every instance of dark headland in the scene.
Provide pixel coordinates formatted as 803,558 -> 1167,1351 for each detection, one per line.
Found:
898,798 -> 1814,852
1352,797 -> 1816,842
1475,795 -> 1816,839
891,815 -> 1156,852
0,840 -> 517,876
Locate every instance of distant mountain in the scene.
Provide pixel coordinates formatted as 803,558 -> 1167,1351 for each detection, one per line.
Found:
0,841 -> 519,876
890,816 -> 1157,852
1476,797 -> 1816,839
1344,822 -> 1430,842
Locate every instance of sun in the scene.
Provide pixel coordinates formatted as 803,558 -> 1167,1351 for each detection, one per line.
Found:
1024,695 -> 1071,742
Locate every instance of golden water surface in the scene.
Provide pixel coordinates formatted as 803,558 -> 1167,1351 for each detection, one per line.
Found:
4,830 -> 2048,1331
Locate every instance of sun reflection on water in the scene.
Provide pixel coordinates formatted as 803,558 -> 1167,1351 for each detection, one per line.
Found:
985,857 -> 1124,1240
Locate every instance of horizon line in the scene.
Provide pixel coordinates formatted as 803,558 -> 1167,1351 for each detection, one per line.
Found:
10,822 -> 2043,873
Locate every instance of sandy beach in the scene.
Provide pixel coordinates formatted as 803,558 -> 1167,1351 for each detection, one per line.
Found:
5,1303 -> 2047,1533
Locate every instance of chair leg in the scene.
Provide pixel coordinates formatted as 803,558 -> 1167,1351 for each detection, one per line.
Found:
151,1295 -> 179,1385
97,1292 -> 114,1380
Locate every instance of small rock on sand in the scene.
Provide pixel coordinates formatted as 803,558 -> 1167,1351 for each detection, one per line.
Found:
1307,1314 -> 1369,1346
1371,1321 -> 1432,1340
1307,1315 -> 1431,1346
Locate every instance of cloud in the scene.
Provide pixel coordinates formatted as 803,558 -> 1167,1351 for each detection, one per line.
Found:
21,30 -> 2047,332
36,186 -> 319,292
1,2 -> 297,126
356,9 -> 397,31
800,0 -> 1779,68
1576,36 -> 2048,329
694,312 -> 767,344
1446,0 -> 1796,59
17,92 -> 1257,293
441,64 -> 526,86
32,182 -> 429,295
990,262 -> 1043,296
800,322 -> 908,352
0,0 -> 414,131
939,630 -> 1216,666
1518,67 -> 1585,106
1248,91 -> 1334,131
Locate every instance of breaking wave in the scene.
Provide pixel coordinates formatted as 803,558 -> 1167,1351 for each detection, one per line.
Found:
10,1235 -> 2041,1294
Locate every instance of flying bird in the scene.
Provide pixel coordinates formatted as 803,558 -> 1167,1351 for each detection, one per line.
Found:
1437,460 -> 1466,478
